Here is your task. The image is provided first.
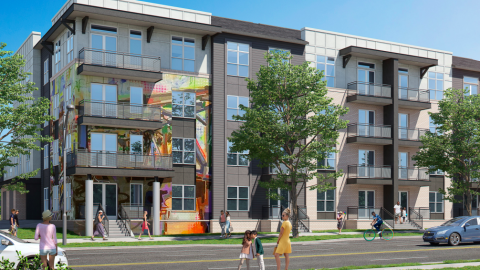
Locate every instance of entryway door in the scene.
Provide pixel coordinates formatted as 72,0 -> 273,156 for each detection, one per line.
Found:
270,189 -> 289,219
91,133 -> 117,167
93,183 -> 117,220
91,33 -> 117,66
359,190 -> 375,219
91,84 -> 117,118
399,191 -> 408,212
358,68 -> 375,95
359,110 -> 375,137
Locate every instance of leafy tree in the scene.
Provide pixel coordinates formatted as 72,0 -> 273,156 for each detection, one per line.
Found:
413,87 -> 480,216
0,43 -> 52,193
228,51 -> 348,237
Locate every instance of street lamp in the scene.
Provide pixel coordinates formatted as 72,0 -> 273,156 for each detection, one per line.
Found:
63,103 -> 75,245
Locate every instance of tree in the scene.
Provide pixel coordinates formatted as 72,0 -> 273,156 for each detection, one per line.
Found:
0,43 -> 52,193
228,51 -> 349,237
413,87 -> 480,216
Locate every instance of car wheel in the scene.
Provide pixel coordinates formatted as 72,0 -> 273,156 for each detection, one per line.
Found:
429,242 -> 440,246
448,233 -> 460,246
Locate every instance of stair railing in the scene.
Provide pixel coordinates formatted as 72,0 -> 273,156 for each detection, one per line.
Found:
408,207 -> 424,230
94,204 -> 109,237
297,206 -> 310,232
380,207 -> 395,229
118,204 -> 134,237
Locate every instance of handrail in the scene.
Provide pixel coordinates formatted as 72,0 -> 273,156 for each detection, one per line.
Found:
348,165 -> 392,179
94,204 -> 109,237
118,204 -> 134,237
297,206 -> 310,233
398,128 -> 429,141
398,87 -> 430,103
398,167 -> 430,181
408,207 -> 424,230
79,99 -> 163,122
346,206 -> 381,220
347,123 -> 392,139
347,81 -> 392,98
380,207 -> 395,229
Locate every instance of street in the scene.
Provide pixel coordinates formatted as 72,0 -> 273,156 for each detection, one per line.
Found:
66,236 -> 480,269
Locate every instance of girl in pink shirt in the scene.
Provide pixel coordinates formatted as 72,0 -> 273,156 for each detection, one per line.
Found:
35,210 -> 57,270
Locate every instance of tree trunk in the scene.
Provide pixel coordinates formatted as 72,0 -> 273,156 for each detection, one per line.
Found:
290,183 -> 299,238
466,191 -> 473,216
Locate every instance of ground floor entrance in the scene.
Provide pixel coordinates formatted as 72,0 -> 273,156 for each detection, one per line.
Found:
93,183 -> 117,220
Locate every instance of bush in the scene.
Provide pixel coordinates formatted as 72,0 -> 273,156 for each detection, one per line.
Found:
0,251 -> 74,270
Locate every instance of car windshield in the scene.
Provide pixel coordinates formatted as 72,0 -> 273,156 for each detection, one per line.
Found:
440,217 -> 465,227
0,231 -> 27,243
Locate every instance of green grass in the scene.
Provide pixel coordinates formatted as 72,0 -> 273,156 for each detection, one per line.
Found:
58,232 -> 422,248
15,228 -> 84,239
312,229 -> 420,233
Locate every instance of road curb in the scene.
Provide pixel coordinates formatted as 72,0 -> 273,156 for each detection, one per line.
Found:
358,261 -> 480,270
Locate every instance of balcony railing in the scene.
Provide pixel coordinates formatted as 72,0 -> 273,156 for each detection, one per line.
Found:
347,206 -> 381,220
67,150 -> 172,170
398,128 -> 428,141
348,165 -> 392,179
79,99 -> 163,122
347,82 -> 391,98
347,124 -> 391,138
398,87 -> 430,103
398,167 -> 429,181
79,48 -> 161,72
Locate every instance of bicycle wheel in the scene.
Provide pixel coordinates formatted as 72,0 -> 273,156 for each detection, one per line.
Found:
364,229 -> 376,241
381,227 -> 394,241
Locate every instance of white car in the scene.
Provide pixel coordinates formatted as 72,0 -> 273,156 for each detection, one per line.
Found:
0,231 -> 68,268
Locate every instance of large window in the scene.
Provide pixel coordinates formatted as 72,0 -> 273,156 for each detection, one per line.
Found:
66,183 -> 72,211
43,144 -> 49,169
54,40 -> 61,74
171,36 -> 195,72
43,59 -> 49,85
53,140 -> 59,166
269,48 -> 290,64
130,183 -> 143,206
65,84 -> 72,105
429,116 -> 441,135
43,188 -> 49,211
317,189 -> 335,212
227,42 -> 249,77
429,192 -> 443,213
316,56 -> 335,87
227,96 -> 248,121
318,151 -> 336,170
172,138 -> 195,164
464,76 -> 478,96
428,72 -> 444,100
227,139 -> 249,166
172,185 -> 195,211
66,31 -> 74,63
172,91 -> 195,118
227,186 -> 249,211
52,185 -> 59,212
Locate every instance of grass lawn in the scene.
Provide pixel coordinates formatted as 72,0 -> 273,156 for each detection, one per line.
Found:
301,259 -> 480,270
15,228 -> 84,239
312,229 -> 420,233
59,232 -> 422,248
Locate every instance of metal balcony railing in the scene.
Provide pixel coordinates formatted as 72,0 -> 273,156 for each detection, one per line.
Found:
67,150 -> 173,170
79,48 -> 161,72
398,167 -> 429,181
398,87 -> 430,103
398,128 -> 429,141
347,81 -> 391,98
347,124 -> 392,138
347,206 -> 381,220
79,99 -> 163,122
348,165 -> 392,179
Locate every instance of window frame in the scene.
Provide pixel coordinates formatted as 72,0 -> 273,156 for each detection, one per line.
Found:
227,139 -> 249,166
317,189 -> 335,212
227,41 -> 250,77
429,191 -> 444,213
52,185 -> 59,212
43,144 -> 49,170
43,59 -> 49,85
316,55 -> 336,87
66,31 -> 74,63
171,36 -> 195,72
464,76 -> 479,96
227,95 -> 249,121
318,150 -> 336,170
25,152 -> 30,173
130,183 -> 143,206
90,24 -> 118,34
428,71 -> 444,101
43,188 -> 49,211
171,91 -> 196,119
172,137 -> 196,165
54,40 -> 61,74
53,140 -> 59,166
172,184 -> 196,211
227,186 -> 250,211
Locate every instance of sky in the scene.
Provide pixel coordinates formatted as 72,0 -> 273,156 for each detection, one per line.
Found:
1,0 -> 480,60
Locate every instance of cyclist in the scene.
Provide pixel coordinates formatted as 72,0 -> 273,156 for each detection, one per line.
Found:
371,211 -> 383,237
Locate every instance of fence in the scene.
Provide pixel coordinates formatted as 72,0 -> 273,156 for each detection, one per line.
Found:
79,47 -> 161,72
67,150 -> 173,170
348,165 -> 392,179
347,81 -> 391,98
398,87 -> 430,103
347,124 -> 392,138
79,99 -> 162,122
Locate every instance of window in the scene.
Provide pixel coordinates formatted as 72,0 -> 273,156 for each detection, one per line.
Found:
227,42 -> 249,77
25,153 -> 30,173
130,134 -> 143,162
429,116 -> 441,135
66,31 -> 74,63
429,192 -> 443,213
53,94 -> 59,120
227,186 -> 249,211
53,140 -> 59,166
428,72 -> 444,100
65,85 -> 72,105
316,56 -> 335,87
171,36 -> 195,72
227,96 -> 249,121
44,111 -> 49,127
130,30 -> 142,68
43,188 -> 49,211
227,139 -> 249,166
318,151 -> 336,170
66,133 -> 72,153
172,138 -> 195,164
54,40 -> 61,73
269,48 -> 290,64
91,24 -> 117,34
466,218 -> 478,226
66,183 -> 72,211
53,185 -> 59,212
43,144 -> 49,169
317,189 -> 335,212
358,62 -> 375,69
43,59 -> 49,85
430,166 -> 444,175
18,156 -> 22,175
130,183 -> 143,206
172,185 -> 195,211
172,91 -> 195,118
464,76 -> 478,96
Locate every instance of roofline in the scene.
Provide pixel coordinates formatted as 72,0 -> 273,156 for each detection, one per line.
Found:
302,27 -> 452,55
220,29 -> 308,45
15,32 -> 41,55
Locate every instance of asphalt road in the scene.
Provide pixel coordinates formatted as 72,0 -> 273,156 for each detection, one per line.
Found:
65,236 -> 480,270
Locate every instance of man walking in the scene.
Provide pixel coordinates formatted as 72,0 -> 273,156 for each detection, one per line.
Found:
219,210 -> 226,238
394,201 -> 402,224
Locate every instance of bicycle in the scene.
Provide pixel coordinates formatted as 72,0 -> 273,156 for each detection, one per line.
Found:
364,223 -> 394,241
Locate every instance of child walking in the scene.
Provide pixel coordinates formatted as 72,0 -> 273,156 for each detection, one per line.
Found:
252,231 -> 264,270
138,211 -> 154,240
238,230 -> 253,270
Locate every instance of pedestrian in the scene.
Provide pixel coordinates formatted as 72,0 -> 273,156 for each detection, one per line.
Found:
225,211 -> 231,238
237,230 -> 253,270
336,211 -> 344,235
35,210 -> 57,270
15,210 -> 20,231
402,207 -> 407,223
138,210 -> 153,240
91,210 -> 107,241
219,210 -> 226,238
394,201 -> 402,224
9,209 -> 17,236
275,208 -> 292,270
251,230 -> 264,270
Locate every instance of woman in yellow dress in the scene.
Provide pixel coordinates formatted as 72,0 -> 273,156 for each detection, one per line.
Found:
275,208 -> 292,270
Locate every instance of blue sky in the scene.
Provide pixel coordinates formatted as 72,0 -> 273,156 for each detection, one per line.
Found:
1,0 -> 479,60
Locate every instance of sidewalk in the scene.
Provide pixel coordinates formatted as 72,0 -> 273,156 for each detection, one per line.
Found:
359,261 -> 480,269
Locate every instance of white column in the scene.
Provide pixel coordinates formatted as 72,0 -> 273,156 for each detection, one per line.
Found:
85,179 -> 93,236
153,181 -> 160,235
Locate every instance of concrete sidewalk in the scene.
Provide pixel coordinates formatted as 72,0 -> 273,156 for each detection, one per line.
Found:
359,261 -> 480,269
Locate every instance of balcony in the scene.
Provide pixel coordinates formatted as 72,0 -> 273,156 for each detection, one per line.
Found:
347,124 -> 392,145
67,150 -> 174,178
78,48 -> 162,82
398,167 -> 430,186
78,100 -> 165,130
398,87 -> 431,109
346,82 -> 392,105
398,128 -> 428,147
347,165 -> 392,184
